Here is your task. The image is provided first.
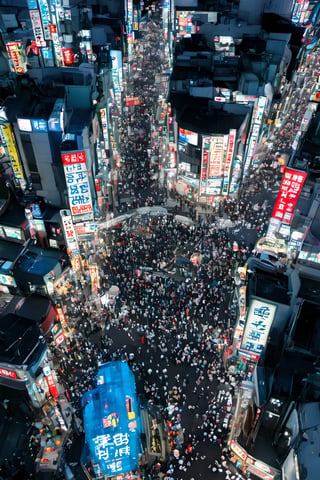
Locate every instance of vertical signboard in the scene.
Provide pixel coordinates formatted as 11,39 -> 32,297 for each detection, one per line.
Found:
0,123 -> 26,190
200,136 -> 226,196
45,374 -> 59,398
240,298 -> 277,361
244,96 -> 266,176
207,136 -> 225,195
61,151 -> 93,221
127,0 -> 134,57
89,264 -> 100,293
60,210 -> 80,253
271,168 -> 307,225
200,136 -> 210,196
29,9 -> 46,46
110,50 -> 123,114
100,108 -> 109,150
49,24 -> 64,66
222,129 -> 236,194
38,0 -> 52,40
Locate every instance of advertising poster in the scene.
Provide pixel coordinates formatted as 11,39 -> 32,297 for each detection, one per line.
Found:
61,151 -> 93,220
0,274 -> 17,287
29,9 -> 46,46
200,135 -> 226,196
49,24 -> 64,66
62,48 -> 75,66
271,168 -> 307,225
207,136 -> 225,178
176,11 -> 193,37
6,42 -> 27,74
100,108 -> 109,150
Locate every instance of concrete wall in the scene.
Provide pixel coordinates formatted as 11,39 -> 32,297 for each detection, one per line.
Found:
238,0 -> 265,25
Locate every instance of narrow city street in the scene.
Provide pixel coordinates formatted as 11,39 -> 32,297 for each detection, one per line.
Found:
58,8 -> 302,480
1,2 -> 320,480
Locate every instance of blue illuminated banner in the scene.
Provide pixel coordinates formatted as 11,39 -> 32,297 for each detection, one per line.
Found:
28,0 -> 38,9
82,362 -> 144,476
41,47 -> 53,60
31,119 -> 48,132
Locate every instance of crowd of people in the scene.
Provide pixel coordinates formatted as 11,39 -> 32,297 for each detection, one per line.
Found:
50,14 -> 257,480
50,5 -> 320,480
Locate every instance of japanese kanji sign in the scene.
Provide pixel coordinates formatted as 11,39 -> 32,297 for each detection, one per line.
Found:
271,168 -> 307,225
61,151 -> 93,219
200,136 -> 225,196
92,432 -> 130,474
60,210 -> 79,254
241,298 -> 277,358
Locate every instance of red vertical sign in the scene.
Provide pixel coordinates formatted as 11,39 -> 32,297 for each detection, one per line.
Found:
271,168 -> 307,225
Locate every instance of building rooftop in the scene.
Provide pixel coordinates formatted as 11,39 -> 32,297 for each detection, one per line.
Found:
0,312 -> 41,364
247,269 -> 290,305
296,403 -> 320,480
0,416 -> 32,472
178,104 -> 247,135
5,91 -> 55,122
290,301 -> 320,358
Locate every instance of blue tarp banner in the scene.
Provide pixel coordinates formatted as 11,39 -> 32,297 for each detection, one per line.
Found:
82,361 -> 144,477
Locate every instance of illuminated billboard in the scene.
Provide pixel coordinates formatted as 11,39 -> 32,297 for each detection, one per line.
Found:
125,97 -> 141,106
0,274 -> 17,287
176,11 -> 193,37
0,367 -> 17,379
240,298 -> 277,361
179,127 -> 198,146
271,168 -> 307,225
61,151 -> 93,220
31,119 -> 48,132
82,361 -> 144,477
6,42 -> 27,74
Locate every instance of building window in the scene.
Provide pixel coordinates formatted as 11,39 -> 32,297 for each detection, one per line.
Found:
20,134 -> 39,175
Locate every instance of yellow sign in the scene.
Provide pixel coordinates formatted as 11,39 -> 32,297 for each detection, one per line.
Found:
1,123 -> 26,189
71,253 -> 82,272
89,264 -> 100,293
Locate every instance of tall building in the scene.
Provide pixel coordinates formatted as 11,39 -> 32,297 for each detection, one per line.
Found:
227,96 -> 320,480
166,1 -> 305,211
